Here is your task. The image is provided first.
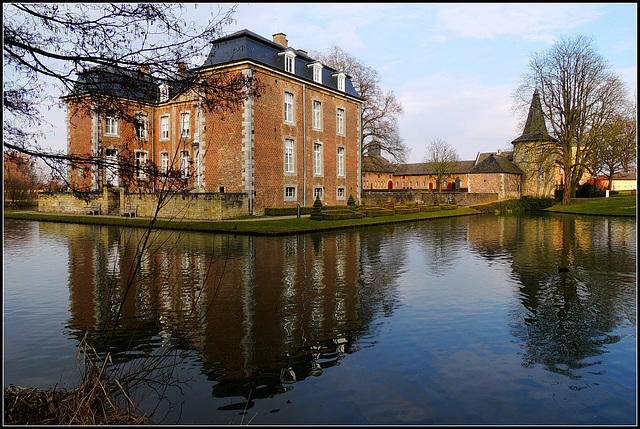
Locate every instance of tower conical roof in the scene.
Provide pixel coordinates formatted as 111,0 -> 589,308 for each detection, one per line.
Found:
512,90 -> 556,144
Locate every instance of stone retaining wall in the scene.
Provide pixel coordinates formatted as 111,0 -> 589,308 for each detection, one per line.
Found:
362,190 -> 499,207
38,190 -> 249,221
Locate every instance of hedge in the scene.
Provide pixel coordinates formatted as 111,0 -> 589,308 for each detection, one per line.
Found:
419,205 -> 441,212
265,206 -> 313,216
320,209 -> 366,220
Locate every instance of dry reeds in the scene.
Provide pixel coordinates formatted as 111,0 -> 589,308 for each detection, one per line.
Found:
3,384 -> 151,425
4,333 -> 152,425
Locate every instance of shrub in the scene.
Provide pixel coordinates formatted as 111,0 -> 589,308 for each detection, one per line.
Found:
474,198 -> 555,213
576,183 -> 605,198
265,206 -> 312,216
420,205 -> 441,212
364,207 -> 395,217
347,194 -> 356,206
310,196 -> 324,221
321,209 -> 366,220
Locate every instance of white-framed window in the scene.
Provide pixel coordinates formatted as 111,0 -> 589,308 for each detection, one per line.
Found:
284,92 -> 294,123
336,73 -> 346,92
312,100 -> 322,130
336,108 -> 345,135
313,63 -> 323,83
284,51 -> 296,73
160,152 -> 169,175
105,114 -> 118,136
314,187 -> 323,199
337,146 -> 345,177
180,112 -> 190,137
284,138 -> 295,174
159,83 -> 170,103
135,150 -> 148,179
135,113 -> 147,140
284,186 -> 296,201
180,150 -> 190,178
337,187 -> 346,200
313,142 -> 323,176
160,115 -> 170,140
105,148 -> 119,186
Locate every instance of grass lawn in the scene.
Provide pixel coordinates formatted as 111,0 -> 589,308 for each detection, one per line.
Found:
4,207 -> 480,236
544,193 -> 636,216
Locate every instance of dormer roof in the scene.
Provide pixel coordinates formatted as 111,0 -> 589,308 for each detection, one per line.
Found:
200,29 -> 362,100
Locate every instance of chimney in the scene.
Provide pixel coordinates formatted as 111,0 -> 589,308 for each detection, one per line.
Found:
139,64 -> 150,74
178,62 -> 187,74
273,33 -> 288,47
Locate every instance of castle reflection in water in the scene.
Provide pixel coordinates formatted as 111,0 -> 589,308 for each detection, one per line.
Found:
61,224 -> 382,402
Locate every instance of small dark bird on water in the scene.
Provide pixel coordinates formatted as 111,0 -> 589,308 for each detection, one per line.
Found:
558,266 -> 570,273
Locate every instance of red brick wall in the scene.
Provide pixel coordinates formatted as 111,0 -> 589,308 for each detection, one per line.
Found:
65,65 -> 362,212
250,68 -> 361,212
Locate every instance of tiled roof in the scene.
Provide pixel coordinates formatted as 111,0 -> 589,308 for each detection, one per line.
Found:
362,155 -> 397,173
611,172 -> 637,181
394,160 -> 476,176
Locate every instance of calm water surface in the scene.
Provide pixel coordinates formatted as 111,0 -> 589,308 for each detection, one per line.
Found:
3,213 -> 636,425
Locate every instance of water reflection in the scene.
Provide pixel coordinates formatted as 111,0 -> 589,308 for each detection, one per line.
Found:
51,223 -> 392,408
7,212 -> 634,423
466,213 -> 636,379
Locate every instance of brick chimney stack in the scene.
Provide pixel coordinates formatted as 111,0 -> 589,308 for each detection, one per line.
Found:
273,33 -> 288,47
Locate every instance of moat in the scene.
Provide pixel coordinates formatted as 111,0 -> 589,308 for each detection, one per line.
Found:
3,212 -> 636,425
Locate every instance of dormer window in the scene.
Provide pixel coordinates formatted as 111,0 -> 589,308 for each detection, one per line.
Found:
312,63 -> 323,83
333,72 -> 346,92
279,49 -> 297,74
159,83 -> 170,103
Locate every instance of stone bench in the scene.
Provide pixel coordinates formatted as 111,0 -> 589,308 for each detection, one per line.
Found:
122,204 -> 137,217
84,202 -> 101,215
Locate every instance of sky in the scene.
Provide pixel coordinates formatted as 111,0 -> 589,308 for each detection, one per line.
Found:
34,3 -> 637,164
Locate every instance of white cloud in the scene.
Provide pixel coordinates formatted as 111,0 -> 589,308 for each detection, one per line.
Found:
435,3 -> 603,43
397,74 -> 520,162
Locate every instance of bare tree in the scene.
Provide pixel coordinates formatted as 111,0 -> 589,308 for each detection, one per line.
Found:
312,45 -> 408,164
513,35 -> 630,203
424,138 -> 459,192
3,3 -> 260,194
3,151 -> 41,206
591,103 -> 637,190
3,4 -> 261,422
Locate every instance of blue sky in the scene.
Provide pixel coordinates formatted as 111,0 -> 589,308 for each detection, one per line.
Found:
37,3 -> 637,163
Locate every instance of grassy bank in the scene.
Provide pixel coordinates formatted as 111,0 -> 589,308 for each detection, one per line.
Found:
543,193 -> 636,216
4,207 -> 480,236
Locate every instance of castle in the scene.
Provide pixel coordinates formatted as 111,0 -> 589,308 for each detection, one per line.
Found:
63,30 -> 363,216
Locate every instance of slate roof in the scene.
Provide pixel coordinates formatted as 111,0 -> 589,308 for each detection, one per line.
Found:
468,153 -> 523,175
200,29 -> 362,99
65,65 -> 191,103
65,29 -> 362,103
512,89 -> 557,144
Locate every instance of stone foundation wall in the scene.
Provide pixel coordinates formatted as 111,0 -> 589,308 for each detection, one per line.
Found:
38,191 -> 249,221
362,190 -> 499,207
126,192 -> 248,220
37,189 -> 117,215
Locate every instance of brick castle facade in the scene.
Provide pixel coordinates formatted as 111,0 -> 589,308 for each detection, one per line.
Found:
63,30 -> 363,215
